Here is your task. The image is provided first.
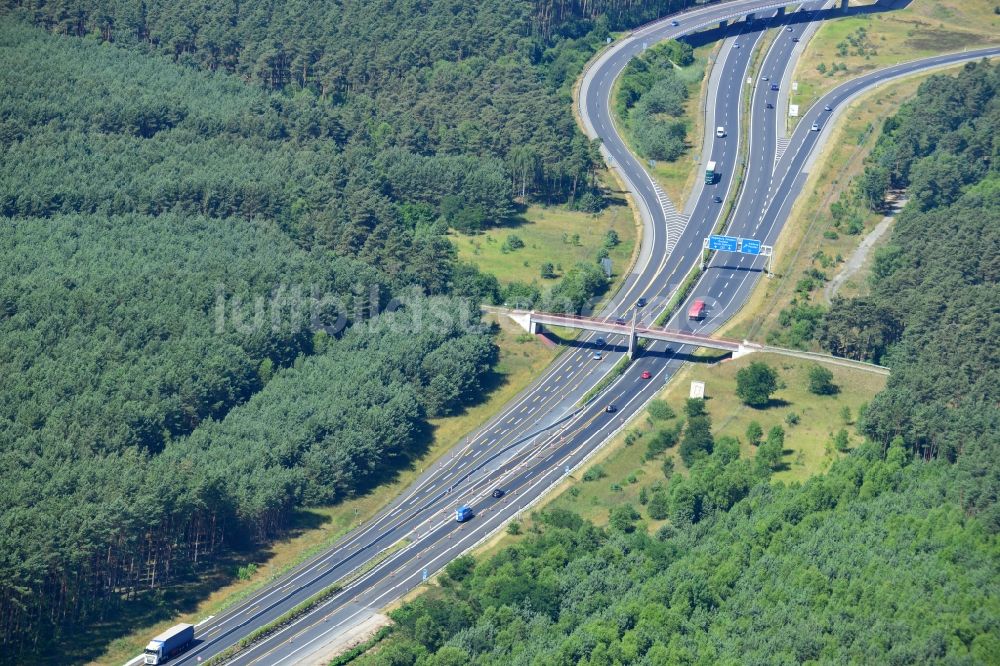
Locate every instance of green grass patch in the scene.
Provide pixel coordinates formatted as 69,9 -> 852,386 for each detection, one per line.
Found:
454,191 -> 634,289
790,0 -> 998,121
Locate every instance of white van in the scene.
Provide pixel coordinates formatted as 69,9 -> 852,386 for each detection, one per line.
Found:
716,126 -> 725,138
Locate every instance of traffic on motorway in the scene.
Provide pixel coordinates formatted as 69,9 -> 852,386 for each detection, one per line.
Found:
145,0 -> 1000,662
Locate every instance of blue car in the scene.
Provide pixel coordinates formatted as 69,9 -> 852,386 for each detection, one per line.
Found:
456,506 -> 474,523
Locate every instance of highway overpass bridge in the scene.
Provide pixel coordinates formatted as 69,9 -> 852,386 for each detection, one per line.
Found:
508,309 -> 889,375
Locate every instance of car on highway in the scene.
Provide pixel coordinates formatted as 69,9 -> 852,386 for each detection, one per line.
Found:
786,26 -> 793,32
761,75 -> 769,81
770,83 -> 779,91
491,488 -> 505,499
641,370 -> 652,380
605,404 -> 617,413
455,506 -> 474,522
824,104 -> 832,111
595,337 -> 605,346
766,102 -> 774,109
637,297 -> 647,307
733,42 -> 740,48
811,122 -> 820,131
713,195 -> 722,203
671,19 -> 679,26
615,316 -> 626,325
792,37 -> 799,42
593,351 -> 603,360
715,126 -> 726,138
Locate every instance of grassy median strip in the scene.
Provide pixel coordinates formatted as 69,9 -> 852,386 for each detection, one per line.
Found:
201,539 -> 410,666
655,264 -> 703,329
580,355 -> 631,406
201,583 -> 345,666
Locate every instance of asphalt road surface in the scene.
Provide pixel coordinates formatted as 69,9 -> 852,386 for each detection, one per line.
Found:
152,1 -> 999,662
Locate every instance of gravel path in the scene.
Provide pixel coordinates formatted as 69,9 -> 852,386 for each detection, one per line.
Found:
824,198 -> 906,303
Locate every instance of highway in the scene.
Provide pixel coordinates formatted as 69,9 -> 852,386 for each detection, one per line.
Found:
152,1 -> 1000,662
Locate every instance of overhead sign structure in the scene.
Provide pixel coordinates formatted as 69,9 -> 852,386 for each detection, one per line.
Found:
703,235 -> 775,276
739,238 -> 762,255
707,234 -> 739,252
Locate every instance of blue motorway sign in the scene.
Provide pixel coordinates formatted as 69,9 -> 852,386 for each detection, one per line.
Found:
739,238 -> 762,255
707,234 -> 739,252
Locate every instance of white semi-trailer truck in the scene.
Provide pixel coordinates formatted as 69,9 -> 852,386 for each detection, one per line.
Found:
143,623 -> 194,664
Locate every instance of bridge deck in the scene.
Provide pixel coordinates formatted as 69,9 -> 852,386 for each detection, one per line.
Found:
529,312 -> 742,352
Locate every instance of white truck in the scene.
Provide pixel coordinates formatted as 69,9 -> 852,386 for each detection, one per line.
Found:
144,624 -> 194,664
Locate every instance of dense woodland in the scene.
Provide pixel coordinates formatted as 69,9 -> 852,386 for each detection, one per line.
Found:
353,62 -> 1000,665
0,0 -> 718,656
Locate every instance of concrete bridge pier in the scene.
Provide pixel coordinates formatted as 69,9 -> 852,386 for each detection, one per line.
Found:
510,310 -> 540,334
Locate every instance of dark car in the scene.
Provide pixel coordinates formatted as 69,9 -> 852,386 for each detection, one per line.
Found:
791,37 -> 799,42
766,102 -> 774,109
615,317 -> 627,326
770,83 -> 779,91
595,337 -> 606,347
637,297 -> 647,307
491,488 -> 505,499
713,195 -> 723,203
605,404 -> 617,413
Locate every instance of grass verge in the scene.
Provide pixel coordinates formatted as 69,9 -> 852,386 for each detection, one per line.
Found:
789,0 -> 999,123
327,626 -> 393,666
580,355 -> 631,406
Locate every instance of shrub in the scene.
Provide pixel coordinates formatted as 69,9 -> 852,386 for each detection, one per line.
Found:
647,400 -> 675,422
808,364 -> 838,395
680,415 -> 713,466
684,398 -> 706,418
647,492 -> 669,520
661,457 -> 675,479
735,361 -> 780,408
